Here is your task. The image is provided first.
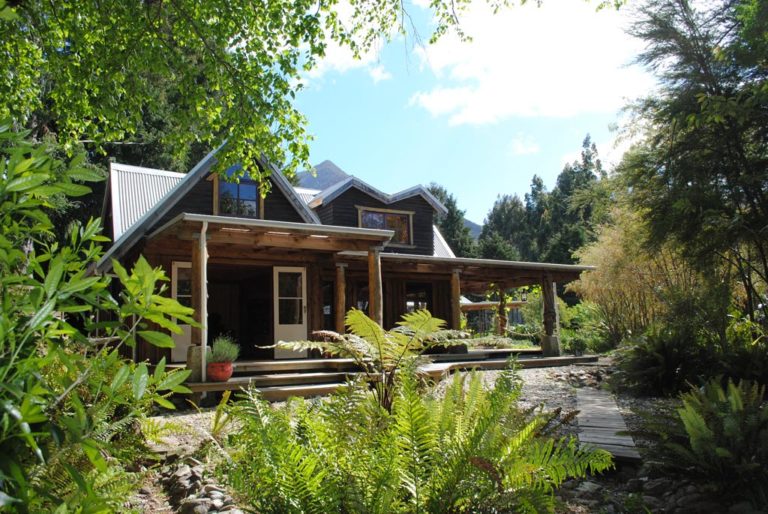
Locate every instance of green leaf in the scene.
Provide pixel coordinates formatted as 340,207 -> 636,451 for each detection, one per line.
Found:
110,364 -> 131,393
154,357 -> 167,381
139,330 -> 175,348
44,256 -> 65,298
154,397 -> 176,410
156,369 -> 191,391
81,438 -> 107,472
133,363 -> 149,400
53,182 -> 92,197
5,173 -> 48,193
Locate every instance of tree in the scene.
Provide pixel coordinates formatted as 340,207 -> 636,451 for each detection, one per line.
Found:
427,183 -> 476,257
541,136 -> 606,264
479,194 -> 527,259
0,0 -> 509,182
621,0 -> 768,320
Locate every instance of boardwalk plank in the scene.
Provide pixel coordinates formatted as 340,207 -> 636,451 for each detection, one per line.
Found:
576,388 -> 641,463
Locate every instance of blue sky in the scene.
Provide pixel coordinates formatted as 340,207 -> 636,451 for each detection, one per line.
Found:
295,0 -> 655,224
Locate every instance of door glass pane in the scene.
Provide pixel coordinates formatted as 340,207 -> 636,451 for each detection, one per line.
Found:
177,268 -> 192,296
279,299 -> 303,324
279,272 -> 302,298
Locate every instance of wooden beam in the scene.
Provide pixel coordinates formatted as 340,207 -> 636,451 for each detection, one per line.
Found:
335,264 -> 347,333
191,242 -> 202,346
497,284 -> 507,336
368,246 -> 383,326
450,268 -> 461,330
203,231 -> 377,252
541,276 -> 561,356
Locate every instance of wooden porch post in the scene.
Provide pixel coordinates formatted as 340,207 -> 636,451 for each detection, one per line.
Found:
450,269 -> 462,330
368,246 -> 383,326
335,263 -> 347,333
497,284 -> 507,336
541,275 -> 561,356
188,223 -> 209,382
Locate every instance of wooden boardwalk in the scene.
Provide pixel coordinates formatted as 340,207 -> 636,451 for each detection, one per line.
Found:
576,388 -> 641,462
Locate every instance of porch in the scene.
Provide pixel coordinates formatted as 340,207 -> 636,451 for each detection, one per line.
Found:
181,348 -> 599,402
140,213 -> 593,386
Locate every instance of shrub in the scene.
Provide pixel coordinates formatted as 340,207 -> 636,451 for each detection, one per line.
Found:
221,365 -> 613,513
210,335 -> 240,363
613,326 -> 716,396
638,378 -> 768,505
0,122 -> 194,510
279,308 -> 461,411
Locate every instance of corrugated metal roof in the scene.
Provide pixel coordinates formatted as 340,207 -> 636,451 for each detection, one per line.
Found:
110,163 -> 184,241
433,225 -> 456,258
294,187 -> 320,205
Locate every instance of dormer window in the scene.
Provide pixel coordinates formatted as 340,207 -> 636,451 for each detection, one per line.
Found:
358,207 -> 413,245
219,167 -> 259,217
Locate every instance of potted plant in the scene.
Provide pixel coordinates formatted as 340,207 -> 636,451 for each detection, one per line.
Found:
207,335 -> 240,382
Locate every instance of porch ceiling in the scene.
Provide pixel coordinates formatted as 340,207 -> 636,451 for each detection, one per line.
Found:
336,251 -> 594,293
147,213 -> 394,253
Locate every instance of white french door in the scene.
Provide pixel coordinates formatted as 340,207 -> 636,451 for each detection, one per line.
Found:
171,261 -> 193,362
273,266 -> 308,359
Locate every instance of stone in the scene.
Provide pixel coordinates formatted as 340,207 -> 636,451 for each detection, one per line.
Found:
626,479 -> 644,493
180,498 -> 213,514
642,495 -> 664,510
729,501 -> 760,514
211,499 -> 224,509
644,478 -> 673,496
208,491 -> 224,500
576,481 -> 602,495
174,465 -> 192,478
139,486 -> 152,495
204,484 -> 226,494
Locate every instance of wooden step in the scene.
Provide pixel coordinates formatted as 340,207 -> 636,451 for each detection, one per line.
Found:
233,358 -> 360,374
187,371 -> 353,393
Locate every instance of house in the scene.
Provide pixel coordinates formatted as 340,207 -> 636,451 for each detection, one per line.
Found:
98,148 -> 592,367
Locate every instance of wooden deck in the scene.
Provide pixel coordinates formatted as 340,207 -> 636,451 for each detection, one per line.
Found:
184,353 -> 599,400
576,388 -> 641,462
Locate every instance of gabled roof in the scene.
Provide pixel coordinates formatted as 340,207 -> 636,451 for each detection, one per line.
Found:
96,144 -> 319,272
294,187 -> 320,204
432,225 -> 456,259
308,176 -> 448,216
108,163 -> 185,241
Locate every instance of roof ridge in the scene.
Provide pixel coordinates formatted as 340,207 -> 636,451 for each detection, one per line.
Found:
110,162 -> 186,178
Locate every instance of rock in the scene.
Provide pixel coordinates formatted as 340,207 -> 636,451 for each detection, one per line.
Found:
576,481 -> 602,495
179,498 -> 213,514
174,465 -> 192,478
208,491 -> 224,500
642,495 -> 664,510
204,484 -> 225,494
626,478 -> 645,493
211,498 -> 224,509
729,501 -> 761,514
139,486 -> 152,495
644,477 -> 674,496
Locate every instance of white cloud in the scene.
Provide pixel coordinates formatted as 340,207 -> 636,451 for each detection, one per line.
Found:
369,64 -> 393,83
509,134 -> 540,155
410,0 -> 654,125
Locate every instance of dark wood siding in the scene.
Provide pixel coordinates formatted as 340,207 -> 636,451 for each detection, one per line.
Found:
264,183 -> 304,222
314,204 -> 334,225
318,188 -> 434,255
153,179 -> 214,231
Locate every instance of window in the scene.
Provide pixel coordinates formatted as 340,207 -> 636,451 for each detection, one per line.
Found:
358,207 -> 412,245
219,168 -> 259,217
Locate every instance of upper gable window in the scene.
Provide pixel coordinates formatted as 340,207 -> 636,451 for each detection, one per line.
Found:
219,168 -> 258,217
358,207 -> 413,245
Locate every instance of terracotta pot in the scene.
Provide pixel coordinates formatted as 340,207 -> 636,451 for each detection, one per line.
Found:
207,362 -> 233,382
